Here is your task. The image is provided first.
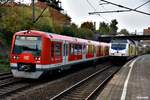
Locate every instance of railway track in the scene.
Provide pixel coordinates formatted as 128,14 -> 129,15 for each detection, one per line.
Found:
0,77 -> 29,98
0,72 -> 13,80
50,65 -> 120,100
0,62 -> 120,100
4,62 -> 113,100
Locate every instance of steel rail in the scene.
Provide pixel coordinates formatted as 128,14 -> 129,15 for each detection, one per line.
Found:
50,65 -> 112,100
85,67 -> 120,100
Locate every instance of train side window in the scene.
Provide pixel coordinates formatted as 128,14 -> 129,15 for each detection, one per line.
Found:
51,42 -> 54,58
70,44 -> 74,55
55,43 -> 61,57
63,44 -> 65,56
63,43 -> 68,56
93,45 -> 96,54
66,44 -> 68,56
83,45 -> 86,54
88,45 -> 90,53
99,46 -> 101,54
88,45 -> 94,54
78,45 -> 82,55
74,44 -> 78,55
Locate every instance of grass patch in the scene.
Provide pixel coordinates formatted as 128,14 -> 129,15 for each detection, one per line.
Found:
0,59 -> 10,73
0,64 -> 10,73
0,59 -> 9,65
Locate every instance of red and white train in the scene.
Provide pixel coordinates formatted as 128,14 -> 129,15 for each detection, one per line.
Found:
10,30 -> 109,79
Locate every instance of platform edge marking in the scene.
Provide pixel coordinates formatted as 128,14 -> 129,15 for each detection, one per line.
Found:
120,57 -> 138,100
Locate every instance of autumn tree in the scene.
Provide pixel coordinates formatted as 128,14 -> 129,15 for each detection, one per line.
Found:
0,6 -> 53,45
80,21 -> 95,31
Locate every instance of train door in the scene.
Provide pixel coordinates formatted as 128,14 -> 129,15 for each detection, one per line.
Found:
63,41 -> 69,65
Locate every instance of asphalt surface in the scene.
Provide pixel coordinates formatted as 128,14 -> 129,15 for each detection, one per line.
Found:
96,54 -> 150,100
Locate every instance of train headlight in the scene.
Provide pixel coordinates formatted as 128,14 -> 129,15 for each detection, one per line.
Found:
13,56 -> 16,59
38,57 -> 41,60
34,57 -> 41,61
111,53 -> 114,55
122,54 -> 125,56
13,56 -> 19,60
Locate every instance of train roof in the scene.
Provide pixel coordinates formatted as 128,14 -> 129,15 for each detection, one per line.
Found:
14,30 -> 101,45
48,33 -> 102,45
110,39 -> 136,44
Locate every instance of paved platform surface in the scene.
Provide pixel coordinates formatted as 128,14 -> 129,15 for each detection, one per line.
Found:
96,55 -> 150,100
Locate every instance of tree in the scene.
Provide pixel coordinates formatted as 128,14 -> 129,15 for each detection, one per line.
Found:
119,29 -> 130,36
0,6 -> 53,45
38,0 -> 63,11
78,28 -> 94,39
61,26 -> 77,37
80,21 -> 95,31
98,22 -> 110,35
110,19 -> 118,35
71,23 -> 78,29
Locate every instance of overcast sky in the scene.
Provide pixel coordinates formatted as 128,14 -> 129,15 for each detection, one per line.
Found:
60,0 -> 150,33
16,0 -> 150,33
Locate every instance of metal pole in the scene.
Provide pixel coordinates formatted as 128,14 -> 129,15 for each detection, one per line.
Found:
32,0 -> 35,22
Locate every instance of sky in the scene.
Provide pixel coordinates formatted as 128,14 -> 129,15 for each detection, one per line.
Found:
60,0 -> 150,34
15,0 -> 150,34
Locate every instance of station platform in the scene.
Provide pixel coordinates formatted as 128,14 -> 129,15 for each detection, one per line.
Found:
96,54 -> 150,100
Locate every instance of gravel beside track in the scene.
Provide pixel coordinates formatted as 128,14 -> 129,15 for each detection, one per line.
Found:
50,66 -> 119,100
7,62 -> 116,100
0,73 -> 13,80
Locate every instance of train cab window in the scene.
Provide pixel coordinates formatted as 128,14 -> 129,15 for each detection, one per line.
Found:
13,36 -> 41,56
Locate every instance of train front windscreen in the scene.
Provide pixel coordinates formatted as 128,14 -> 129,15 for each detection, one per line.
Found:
12,36 -> 41,56
111,43 -> 126,50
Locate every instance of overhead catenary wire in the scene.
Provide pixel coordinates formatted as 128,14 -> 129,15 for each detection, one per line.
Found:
100,0 -> 150,16
86,0 -> 110,23
134,0 -> 150,10
33,6 -> 48,23
89,0 -> 150,15
89,10 -> 131,14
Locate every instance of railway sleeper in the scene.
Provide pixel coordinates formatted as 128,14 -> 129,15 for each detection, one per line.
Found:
0,75 -> 13,80
68,92 -> 90,95
61,96 -> 86,100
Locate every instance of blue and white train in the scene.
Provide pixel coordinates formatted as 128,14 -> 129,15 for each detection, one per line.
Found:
109,39 -> 137,60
